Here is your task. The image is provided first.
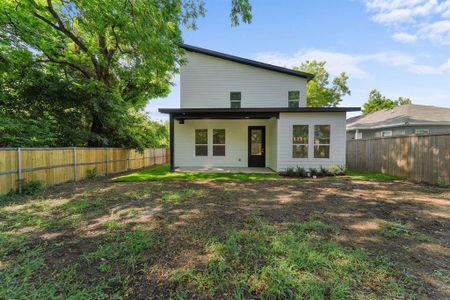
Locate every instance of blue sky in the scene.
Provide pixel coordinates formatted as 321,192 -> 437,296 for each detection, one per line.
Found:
147,0 -> 450,121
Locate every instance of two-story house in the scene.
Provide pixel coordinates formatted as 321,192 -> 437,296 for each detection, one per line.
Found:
159,44 -> 360,172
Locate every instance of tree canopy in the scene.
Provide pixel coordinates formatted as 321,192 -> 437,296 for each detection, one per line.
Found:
362,89 -> 412,114
295,60 -> 350,107
0,0 -> 252,148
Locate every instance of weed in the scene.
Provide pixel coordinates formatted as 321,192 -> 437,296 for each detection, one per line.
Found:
381,221 -> 410,238
162,189 -> 205,203
86,168 -> 97,178
172,216 -> 407,299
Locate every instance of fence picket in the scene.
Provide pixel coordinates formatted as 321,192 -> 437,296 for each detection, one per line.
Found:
347,134 -> 450,185
0,147 -> 168,195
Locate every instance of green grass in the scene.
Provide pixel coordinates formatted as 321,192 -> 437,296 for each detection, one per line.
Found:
346,169 -> 402,181
172,216 -> 409,299
112,164 -> 279,182
113,164 -> 404,183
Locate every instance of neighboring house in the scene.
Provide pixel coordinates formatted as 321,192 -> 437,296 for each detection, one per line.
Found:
347,104 -> 450,140
159,44 -> 359,172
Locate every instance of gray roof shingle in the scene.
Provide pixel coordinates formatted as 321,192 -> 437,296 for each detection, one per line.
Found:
347,104 -> 450,130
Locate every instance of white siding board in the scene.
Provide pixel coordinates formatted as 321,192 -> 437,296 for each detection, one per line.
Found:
181,52 -> 307,108
174,118 -> 277,168
276,113 -> 347,171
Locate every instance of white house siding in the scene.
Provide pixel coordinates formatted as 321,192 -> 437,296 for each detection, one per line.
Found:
277,112 -> 347,171
174,118 -> 277,168
180,52 -> 307,108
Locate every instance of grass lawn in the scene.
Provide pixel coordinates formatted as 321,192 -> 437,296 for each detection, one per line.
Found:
1,169 -> 448,299
113,164 -> 280,181
113,164 -> 402,183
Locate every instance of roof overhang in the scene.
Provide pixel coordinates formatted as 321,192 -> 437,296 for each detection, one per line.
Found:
178,43 -> 315,81
160,107 -> 361,121
347,121 -> 450,131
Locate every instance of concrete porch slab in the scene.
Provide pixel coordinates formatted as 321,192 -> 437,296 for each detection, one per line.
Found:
175,167 -> 275,174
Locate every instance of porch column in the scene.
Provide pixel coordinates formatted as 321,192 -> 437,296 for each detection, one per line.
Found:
169,114 -> 174,172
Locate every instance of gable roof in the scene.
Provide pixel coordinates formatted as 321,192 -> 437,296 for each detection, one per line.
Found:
347,104 -> 450,130
178,43 -> 315,81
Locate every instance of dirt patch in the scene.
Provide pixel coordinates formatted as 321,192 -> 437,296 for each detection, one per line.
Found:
1,175 -> 449,299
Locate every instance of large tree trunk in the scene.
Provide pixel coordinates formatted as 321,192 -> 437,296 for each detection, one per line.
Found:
88,112 -> 107,146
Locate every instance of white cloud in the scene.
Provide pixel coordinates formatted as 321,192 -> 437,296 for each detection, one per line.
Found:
392,32 -> 418,42
364,0 -> 450,45
254,49 -> 450,78
418,20 -> 450,45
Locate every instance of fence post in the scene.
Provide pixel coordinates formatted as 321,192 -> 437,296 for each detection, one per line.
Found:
105,148 -> 108,176
127,149 -> 131,170
73,147 -> 77,181
17,147 -> 22,194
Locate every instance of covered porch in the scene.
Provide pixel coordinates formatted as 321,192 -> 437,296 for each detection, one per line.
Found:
159,108 -> 281,172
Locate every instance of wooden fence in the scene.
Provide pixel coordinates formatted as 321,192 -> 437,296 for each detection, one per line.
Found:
0,147 -> 168,195
346,134 -> 450,185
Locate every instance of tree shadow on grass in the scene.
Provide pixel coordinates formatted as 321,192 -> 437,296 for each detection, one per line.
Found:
1,176 -> 449,299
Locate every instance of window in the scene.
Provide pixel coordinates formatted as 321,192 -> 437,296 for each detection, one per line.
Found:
292,125 -> 308,158
213,129 -> 225,156
381,131 -> 392,137
195,129 -> 208,156
415,129 -> 429,135
314,125 -> 330,158
288,91 -> 300,108
230,92 -> 241,108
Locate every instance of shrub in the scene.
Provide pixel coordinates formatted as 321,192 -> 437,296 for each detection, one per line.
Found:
295,166 -> 307,177
18,179 -> 44,195
329,164 -> 341,176
309,168 -> 318,177
285,167 -> 295,177
319,165 -> 332,177
86,168 -> 97,179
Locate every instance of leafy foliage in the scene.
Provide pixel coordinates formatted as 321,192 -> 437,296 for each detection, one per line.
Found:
295,60 -> 351,107
0,0 -> 252,148
362,89 -> 412,114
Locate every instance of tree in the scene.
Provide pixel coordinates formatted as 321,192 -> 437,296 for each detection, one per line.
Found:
0,0 -> 252,147
294,60 -> 350,107
362,89 -> 412,114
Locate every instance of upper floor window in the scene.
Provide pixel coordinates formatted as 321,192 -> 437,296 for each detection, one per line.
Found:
230,92 -> 241,108
213,129 -> 226,156
288,91 -> 300,108
195,129 -> 208,156
292,125 -> 308,158
314,125 -> 330,158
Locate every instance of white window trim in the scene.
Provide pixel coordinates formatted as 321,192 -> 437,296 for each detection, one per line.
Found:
314,125 -> 331,159
381,130 -> 392,137
194,129 -> 208,157
213,129 -> 226,156
230,91 -> 241,108
288,90 -> 300,107
414,129 -> 429,135
292,125 -> 309,159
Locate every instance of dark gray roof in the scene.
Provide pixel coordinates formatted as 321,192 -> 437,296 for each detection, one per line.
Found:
347,104 -> 450,130
178,43 -> 315,81
160,107 -> 360,114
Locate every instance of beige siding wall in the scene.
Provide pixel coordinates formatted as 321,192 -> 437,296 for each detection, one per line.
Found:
277,112 -> 347,171
180,52 -> 307,108
174,118 -> 277,168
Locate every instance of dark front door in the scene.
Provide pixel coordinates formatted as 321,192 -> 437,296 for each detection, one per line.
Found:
248,126 -> 266,167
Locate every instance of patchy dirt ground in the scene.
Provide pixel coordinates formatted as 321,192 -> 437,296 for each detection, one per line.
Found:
1,174 -> 449,299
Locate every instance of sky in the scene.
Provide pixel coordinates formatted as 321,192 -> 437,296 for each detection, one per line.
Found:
147,0 -> 450,121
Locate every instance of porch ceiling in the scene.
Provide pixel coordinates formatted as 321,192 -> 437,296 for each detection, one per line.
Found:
159,107 -> 360,120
